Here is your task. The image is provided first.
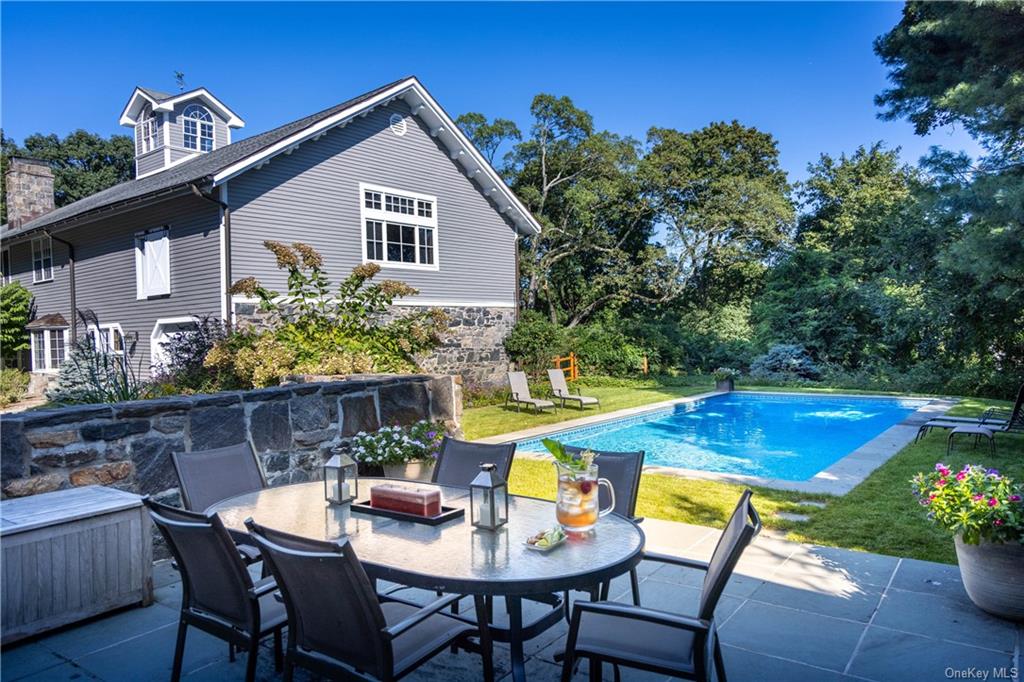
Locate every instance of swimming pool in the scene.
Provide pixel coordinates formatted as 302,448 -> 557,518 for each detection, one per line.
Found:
517,393 -> 929,481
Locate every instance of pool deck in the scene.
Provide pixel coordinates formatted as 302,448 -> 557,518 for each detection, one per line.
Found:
479,390 -> 957,495
3,517 -> 1020,681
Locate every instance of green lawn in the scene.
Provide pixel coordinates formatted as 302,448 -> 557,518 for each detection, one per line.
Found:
462,382 -> 715,440
486,388 -> 1021,564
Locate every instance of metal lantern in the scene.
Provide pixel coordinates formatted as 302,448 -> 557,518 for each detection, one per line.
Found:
324,450 -> 358,505
469,463 -> 508,531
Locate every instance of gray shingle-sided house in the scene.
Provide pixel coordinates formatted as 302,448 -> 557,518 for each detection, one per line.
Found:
0,77 -> 540,386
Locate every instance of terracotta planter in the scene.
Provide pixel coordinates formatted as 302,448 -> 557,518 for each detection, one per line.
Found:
383,460 -> 435,482
715,378 -> 735,392
954,535 -> 1024,621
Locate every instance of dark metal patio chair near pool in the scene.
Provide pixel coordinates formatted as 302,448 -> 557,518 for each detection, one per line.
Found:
548,369 -> 601,410
564,445 -> 646,607
560,489 -> 762,682
432,437 -> 517,487
506,371 -> 556,413
171,442 -> 267,566
143,498 -> 285,682
245,518 -> 493,682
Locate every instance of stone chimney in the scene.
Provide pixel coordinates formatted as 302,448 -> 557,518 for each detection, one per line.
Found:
5,157 -> 55,228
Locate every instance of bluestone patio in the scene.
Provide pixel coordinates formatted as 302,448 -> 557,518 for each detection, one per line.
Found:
2,517 -> 1019,682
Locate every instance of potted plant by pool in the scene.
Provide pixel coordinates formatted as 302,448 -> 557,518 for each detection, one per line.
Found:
713,367 -> 738,392
351,421 -> 444,482
913,463 -> 1024,621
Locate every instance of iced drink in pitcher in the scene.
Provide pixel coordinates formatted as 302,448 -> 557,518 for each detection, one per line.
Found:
554,460 -> 615,533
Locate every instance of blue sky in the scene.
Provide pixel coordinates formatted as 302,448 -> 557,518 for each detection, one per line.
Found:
1,2 -> 981,184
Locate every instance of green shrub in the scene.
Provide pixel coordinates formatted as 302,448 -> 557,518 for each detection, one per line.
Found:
151,315 -> 230,392
206,242 -> 448,389
0,282 -> 32,366
503,311 -> 566,375
0,368 -> 30,407
565,321 -> 652,377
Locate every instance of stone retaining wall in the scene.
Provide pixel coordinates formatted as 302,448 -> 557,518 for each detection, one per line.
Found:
0,375 -> 461,503
233,301 -> 515,387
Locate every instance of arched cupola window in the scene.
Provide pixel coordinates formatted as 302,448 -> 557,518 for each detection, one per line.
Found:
137,106 -> 158,154
183,104 -> 214,152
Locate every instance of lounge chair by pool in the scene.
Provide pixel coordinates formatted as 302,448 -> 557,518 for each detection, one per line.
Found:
506,371 -> 555,413
917,384 -> 1024,443
547,369 -> 600,410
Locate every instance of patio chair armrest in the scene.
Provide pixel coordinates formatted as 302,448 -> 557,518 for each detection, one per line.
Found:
383,593 -> 465,639
643,551 -> 709,571
571,600 -> 711,635
248,576 -> 278,599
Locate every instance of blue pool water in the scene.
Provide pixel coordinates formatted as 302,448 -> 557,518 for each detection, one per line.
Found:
518,393 -> 928,481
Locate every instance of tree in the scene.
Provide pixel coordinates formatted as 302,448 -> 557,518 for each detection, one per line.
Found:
875,1 -> 1024,162
753,145 -> 934,367
502,94 -> 670,326
455,112 -> 521,164
0,282 -> 32,366
0,129 -> 134,223
641,121 -> 794,307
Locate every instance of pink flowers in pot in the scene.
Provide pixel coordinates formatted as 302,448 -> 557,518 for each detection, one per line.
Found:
912,464 -> 1024,545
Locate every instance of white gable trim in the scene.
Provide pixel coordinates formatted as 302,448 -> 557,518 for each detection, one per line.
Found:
209,77 -> 541,236
120,87 -> 245,128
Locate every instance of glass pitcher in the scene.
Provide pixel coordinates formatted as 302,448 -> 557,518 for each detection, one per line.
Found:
554,461 -> 615,532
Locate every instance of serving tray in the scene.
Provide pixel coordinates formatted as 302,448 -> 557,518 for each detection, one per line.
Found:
351,501 -> 465,526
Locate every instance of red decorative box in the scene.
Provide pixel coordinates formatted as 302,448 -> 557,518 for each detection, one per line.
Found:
370,485 -> 442,517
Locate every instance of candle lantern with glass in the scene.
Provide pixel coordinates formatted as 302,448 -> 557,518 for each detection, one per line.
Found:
324,450 -> 358,505
470,462 -> 508,531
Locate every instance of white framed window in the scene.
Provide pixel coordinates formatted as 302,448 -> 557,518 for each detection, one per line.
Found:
135,227 -> 171,299
1,248 -> 10,284
30,328 -> 67,372
138,108 -> 159,153
32,236 -> 53,283
86,323 -> 125,356
182,104 -> 214,152
358,183 -> 438,270
150,317 -> 198,367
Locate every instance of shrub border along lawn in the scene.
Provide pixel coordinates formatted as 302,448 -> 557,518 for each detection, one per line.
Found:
467,381 -> 1021,564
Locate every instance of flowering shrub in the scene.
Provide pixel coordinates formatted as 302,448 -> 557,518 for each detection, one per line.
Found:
713,367 -> 739,381
912,463 -> 1024,545
350,421 -> 445,466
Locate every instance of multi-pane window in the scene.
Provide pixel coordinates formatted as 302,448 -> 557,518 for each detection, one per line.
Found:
359,184 -> 438,268
87,324 -> 124,356
384,194 -> 415,215
138,111 -> 158,153
31,328 -> 67,371
32,236 -> 53,282
365,220 -> 384,260
183,104 -> 214,152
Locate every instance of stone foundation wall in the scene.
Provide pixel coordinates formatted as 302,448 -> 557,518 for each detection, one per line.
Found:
0,375 -> 461,503
233,300 -> 515,387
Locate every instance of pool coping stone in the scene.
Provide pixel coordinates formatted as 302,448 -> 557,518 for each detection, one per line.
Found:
480,390 -> 957,496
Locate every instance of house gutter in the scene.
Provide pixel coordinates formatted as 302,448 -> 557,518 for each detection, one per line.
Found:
46,232 -> 77,340
189,183 -> 231,325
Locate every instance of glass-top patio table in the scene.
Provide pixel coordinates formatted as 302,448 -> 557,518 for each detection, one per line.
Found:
209,478 -> 646,681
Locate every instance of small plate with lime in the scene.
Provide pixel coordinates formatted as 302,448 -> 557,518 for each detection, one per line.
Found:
525,527 -> 567,552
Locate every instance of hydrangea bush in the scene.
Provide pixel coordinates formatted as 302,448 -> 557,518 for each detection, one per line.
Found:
350,421 -> 445,466
912,463 -> 1024,545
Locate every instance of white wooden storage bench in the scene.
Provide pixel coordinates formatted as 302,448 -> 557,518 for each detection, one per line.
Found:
1,485 -> 154,644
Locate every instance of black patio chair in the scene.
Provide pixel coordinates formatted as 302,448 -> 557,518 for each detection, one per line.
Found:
245,518 -> 494,682
143,498 -> 285,682
564,446 -> 646,606
431,437 -> 517,487
560,489 -> 762,682
171,442 -> 267,565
